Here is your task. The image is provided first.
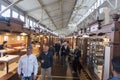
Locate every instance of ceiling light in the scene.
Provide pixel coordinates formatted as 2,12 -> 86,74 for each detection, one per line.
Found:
5,33 -> 11,35
20,32 -> 27,36
82,34 -> 89,38
40,35 -> 43,37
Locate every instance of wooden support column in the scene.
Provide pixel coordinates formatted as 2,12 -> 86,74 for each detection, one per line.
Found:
109,14 -> 120,77
50,36 -> 53,45
82,38 -> 88,65
39,35 -> 44,52
110,14 -> 120,57
72,36 -> 74,49
76,36 -> 79,46
43,35 -> 46,44
51,36 -> 54,45
27,34 -> 31,47
48,35 -> 51,46
50,36 -> 54,46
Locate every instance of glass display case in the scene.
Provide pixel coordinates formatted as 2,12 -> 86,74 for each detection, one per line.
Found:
77,37 -> 84,53
86,38 -> 105,80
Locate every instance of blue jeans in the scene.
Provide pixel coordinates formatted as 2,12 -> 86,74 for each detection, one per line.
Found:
22,76 -> 32,80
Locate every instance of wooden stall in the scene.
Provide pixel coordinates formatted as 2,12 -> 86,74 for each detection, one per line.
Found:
77,14 -> 120,80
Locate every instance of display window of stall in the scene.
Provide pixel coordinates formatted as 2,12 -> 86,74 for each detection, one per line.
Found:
31,41 -> 40,55
30,35 -> 41,55
65,37 -> 73,49
86,37 -> 110,80
76,37 -> 86,57
77,37 -> 84,48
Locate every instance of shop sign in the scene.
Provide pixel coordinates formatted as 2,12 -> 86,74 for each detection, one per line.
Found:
36,29 -> 39,34
78,31 -> 81,35
90,24 -> 98,32
86,28 -> 90,33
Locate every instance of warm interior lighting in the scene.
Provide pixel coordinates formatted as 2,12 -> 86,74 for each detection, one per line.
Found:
17,36 -> 20,41
40,35 -> 43,37
103,37 -> 109,43
12,38 -> 15,40
20,32 -> 27,36
47,36 -> 49,38
5,33 -> 11,35
82,34 -> 89,38
4,36 -> 8,41
44,38 -> 46,41
21,36 -> 24,40
74,36 -> 77,38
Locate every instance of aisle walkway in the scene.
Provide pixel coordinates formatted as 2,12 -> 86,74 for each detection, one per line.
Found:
7,57 -> 91,80
37,58 -> 91,80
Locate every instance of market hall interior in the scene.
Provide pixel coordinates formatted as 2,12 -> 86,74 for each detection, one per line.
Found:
0,0 -> 120,80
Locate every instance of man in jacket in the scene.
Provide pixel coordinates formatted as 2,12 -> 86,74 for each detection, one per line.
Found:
18,47 -> 38,80
108,56 -> 120,80
54,41 -> 61,59
61,42 -> 70,66
38,44 -> 53,80
72,45 -> 81,73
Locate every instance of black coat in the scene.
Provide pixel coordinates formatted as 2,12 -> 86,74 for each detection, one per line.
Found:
38,51 -> 53,68
73,48 -> 81,61
54,43 -> 61,52
0,44 -> 4,50
61,45 -> 70,56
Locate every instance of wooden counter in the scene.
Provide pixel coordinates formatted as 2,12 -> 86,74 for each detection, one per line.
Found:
13,46 -> 25,50
0,55 -> 19,74
0,50 -> 7,57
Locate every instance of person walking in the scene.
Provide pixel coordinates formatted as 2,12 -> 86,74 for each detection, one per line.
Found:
49,45 -> 55,56
54,40 -> 61,59
72,45 -> 81,73
108,56 -> 120,80
60,42 -> 70,66
38,44 -> 53,80
17,47 -> 38,80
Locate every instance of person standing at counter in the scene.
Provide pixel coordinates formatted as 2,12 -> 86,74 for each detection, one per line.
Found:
17,47 -> 38,80
0,41 -> 7,50
108,56 -> 120,80
38,44 -> 53,80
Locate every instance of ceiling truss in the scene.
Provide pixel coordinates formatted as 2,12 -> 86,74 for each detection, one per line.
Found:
0,0 -> 23,14
37,0 -> 57,28
26,1 -> 59,13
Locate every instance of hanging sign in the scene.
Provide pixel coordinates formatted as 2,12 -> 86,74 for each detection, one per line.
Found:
90,24 -> 98,32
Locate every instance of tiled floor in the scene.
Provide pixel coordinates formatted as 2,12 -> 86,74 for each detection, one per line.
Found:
37,58 -> 91,80
6,56 -> 91,80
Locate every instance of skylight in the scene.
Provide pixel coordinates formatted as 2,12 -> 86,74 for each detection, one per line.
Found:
68,0 -> 106,27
